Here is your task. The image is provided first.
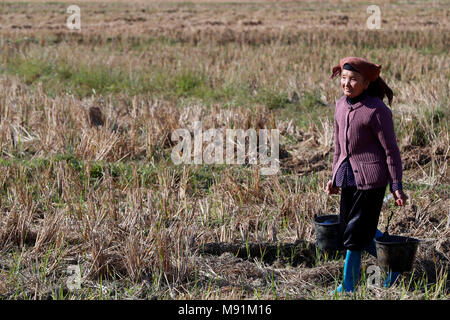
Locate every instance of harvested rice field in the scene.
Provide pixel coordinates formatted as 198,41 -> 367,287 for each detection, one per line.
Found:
0,0 -> 448,300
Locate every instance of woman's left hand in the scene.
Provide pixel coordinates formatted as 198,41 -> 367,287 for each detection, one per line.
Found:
393,189 -> 408,206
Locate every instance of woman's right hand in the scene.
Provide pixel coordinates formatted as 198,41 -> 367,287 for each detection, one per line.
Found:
326,180 -> 340,195
393,189 -> 408,206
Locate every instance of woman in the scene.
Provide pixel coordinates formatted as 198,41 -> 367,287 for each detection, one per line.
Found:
326,57 -> 407,295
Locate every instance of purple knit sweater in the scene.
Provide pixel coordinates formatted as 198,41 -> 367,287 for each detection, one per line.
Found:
331,94 -> 403,191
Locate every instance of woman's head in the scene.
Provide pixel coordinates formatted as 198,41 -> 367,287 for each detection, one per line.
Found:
331,57 -> 394,106
340,64 -> 370,98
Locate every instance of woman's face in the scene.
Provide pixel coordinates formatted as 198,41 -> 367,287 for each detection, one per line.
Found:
340,69 -> 370,98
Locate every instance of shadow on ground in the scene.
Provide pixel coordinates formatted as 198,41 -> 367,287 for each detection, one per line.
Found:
197,240 -> 347,268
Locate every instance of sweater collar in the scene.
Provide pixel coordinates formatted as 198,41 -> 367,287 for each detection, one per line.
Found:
345,90 -> 367,109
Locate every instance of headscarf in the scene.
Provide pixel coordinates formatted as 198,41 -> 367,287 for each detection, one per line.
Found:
330,57 -> 393,106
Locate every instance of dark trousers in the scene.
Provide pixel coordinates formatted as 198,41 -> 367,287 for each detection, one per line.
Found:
339,186 -> 386,251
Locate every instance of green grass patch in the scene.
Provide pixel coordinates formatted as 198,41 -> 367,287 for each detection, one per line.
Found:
256,89 -> 290,110
3,55 -> 251,105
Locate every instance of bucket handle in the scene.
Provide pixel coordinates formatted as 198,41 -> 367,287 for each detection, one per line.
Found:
384,209 -> 395,236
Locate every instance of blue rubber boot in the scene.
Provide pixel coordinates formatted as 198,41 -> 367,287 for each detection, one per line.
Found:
383,270 -> 401,287
362,229 -> 401,287
363,229 -> 384,258
330,250 -> 361,295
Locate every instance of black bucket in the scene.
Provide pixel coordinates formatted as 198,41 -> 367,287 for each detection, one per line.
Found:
375,234 -> 420,272
314,214 -> 341,251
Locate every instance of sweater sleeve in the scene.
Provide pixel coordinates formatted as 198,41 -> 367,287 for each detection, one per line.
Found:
369,106 -> 403,191
391,182 -> 403,192
331,109 -> 341,180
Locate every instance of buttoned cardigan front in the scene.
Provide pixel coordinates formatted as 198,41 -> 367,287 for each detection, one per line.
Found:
331,94 -> 403,191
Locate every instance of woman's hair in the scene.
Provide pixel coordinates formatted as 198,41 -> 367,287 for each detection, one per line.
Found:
366,77 -> 393,106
